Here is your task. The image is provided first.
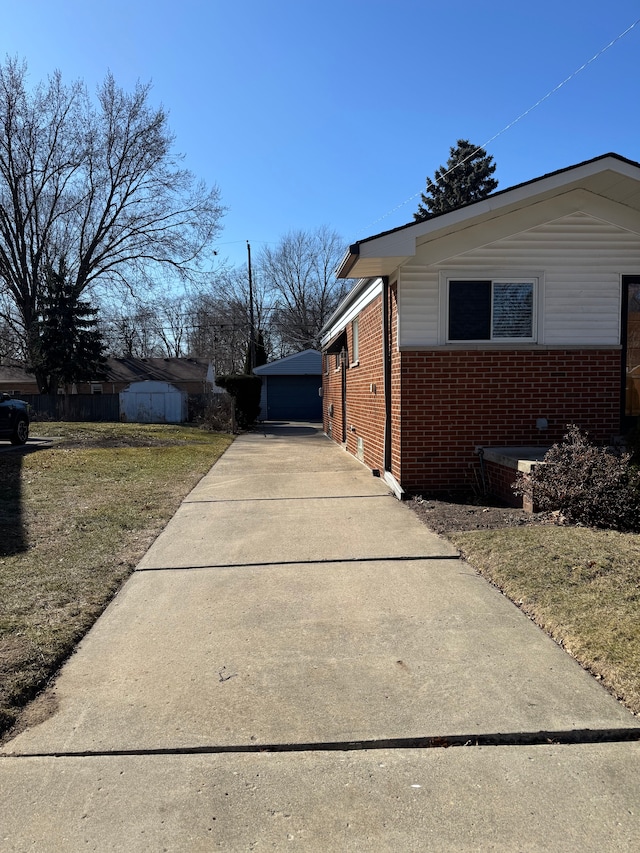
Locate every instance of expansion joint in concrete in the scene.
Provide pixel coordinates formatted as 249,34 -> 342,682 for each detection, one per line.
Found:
6,727 -> 640,759
134,554 -> 463,572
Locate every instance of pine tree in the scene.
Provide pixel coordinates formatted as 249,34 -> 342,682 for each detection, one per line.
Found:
29,265 -> 107,394
414,139 -> 498,221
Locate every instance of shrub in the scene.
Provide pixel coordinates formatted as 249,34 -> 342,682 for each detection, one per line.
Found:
191,393 -> 234,432
513,425 -> 640,531
624,417 -> 640,465
215,374 -> 262,429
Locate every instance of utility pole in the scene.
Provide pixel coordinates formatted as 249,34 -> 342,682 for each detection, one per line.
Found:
246,241 -> 256,372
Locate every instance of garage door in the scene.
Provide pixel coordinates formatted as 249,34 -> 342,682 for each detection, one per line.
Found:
265,376 -> 322,420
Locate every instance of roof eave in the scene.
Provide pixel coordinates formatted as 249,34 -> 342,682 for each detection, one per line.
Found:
341,153 -> 640,280
320,276 -> 383,344
336,243 -> 361,278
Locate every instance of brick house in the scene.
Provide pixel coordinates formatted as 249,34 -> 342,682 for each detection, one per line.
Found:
321,153 -> 640,502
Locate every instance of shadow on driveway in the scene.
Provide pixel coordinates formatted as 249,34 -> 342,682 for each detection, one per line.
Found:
253,421 -> 323,437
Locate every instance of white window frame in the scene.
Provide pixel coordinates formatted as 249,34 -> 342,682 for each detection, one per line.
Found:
444,275 -> 539,344
351,317 -> 359,365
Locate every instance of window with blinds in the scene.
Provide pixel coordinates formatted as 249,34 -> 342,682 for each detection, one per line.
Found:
448,279 -> 535,341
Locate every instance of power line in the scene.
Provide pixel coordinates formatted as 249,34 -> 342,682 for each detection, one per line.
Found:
360,16 -> 640,235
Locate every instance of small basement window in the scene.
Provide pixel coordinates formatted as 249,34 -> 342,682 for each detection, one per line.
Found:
448,279 -> 536,342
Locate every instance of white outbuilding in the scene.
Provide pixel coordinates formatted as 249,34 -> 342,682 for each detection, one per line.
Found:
119,380 -> 187,423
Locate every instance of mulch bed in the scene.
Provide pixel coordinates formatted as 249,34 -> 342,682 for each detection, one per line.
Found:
409,494 -> 547,534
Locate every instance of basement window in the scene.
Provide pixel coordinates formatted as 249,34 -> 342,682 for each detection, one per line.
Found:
447,279 -> 536,342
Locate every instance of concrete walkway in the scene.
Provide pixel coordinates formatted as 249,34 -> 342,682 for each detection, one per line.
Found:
2,423 -> 640,851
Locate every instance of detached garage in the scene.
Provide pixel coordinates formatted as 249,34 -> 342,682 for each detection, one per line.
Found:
253,349 -> 322,421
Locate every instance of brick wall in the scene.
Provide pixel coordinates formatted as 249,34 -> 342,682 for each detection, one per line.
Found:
345,297 -> 387,469
325,303 -> 622,499
322,295 -> 387,471
322,350 -> 344,442
398,348 -> 622,494
482,459 -> 521,507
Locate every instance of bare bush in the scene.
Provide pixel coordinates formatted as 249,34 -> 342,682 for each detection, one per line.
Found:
513,425 -> 640,531
193,393 -> 234,433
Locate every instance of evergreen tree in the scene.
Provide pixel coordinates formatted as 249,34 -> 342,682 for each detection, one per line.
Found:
254,330 -> 268,368
29,265 -> 107,394
414,139 -> 498,220
244,329 -> 268,374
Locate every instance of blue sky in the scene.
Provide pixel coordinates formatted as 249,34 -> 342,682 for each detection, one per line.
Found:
2,1 -> 640,270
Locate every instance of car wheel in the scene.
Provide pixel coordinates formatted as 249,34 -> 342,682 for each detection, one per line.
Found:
11,417 -> 29,445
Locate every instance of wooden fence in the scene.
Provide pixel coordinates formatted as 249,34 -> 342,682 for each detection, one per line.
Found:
20,394 -> 120,422
18,392 -> 229,425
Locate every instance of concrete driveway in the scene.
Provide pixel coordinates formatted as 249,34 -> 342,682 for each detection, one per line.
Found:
2,422 -> 640,851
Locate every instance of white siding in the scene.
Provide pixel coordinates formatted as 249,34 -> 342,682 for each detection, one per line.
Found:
399,212 -> 640,347
398,266 -> 439,346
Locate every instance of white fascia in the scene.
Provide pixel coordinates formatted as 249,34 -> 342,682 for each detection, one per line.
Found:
320,278 -> 383,347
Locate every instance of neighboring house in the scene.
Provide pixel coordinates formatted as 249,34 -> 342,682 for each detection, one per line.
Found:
0,357 -> 216,424
77,357 -> 213,395
321,153 -> 640,502
0,357 -> 213,397
0,364 -> 38,395
253,349 -> 322,421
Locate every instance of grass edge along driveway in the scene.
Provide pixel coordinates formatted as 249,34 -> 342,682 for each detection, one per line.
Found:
0,422 -> 233,737
449,524 -> 640,717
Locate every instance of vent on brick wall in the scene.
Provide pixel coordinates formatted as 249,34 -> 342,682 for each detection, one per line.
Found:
328,403 -> 334,417
357,437 -> 364,462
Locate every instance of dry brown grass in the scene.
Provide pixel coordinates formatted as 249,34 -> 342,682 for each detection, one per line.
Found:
449,525 -> 640,714
0,422 -> 233,734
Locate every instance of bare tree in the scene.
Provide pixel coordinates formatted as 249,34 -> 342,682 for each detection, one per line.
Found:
0,289 -> 24,362
100,298 -> 163,357
101,290 -> 194,358
257,226 -> 348,353
152,295 -> 190,358
187,269 -> 251,374
99,225 -> 349,374
0,318 -> 22,364
185,265 -> 273,373
0,58 -> 224,389
186,292 -> 248,374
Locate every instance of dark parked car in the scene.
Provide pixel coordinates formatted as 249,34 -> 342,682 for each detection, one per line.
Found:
0,393 -> 30,444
